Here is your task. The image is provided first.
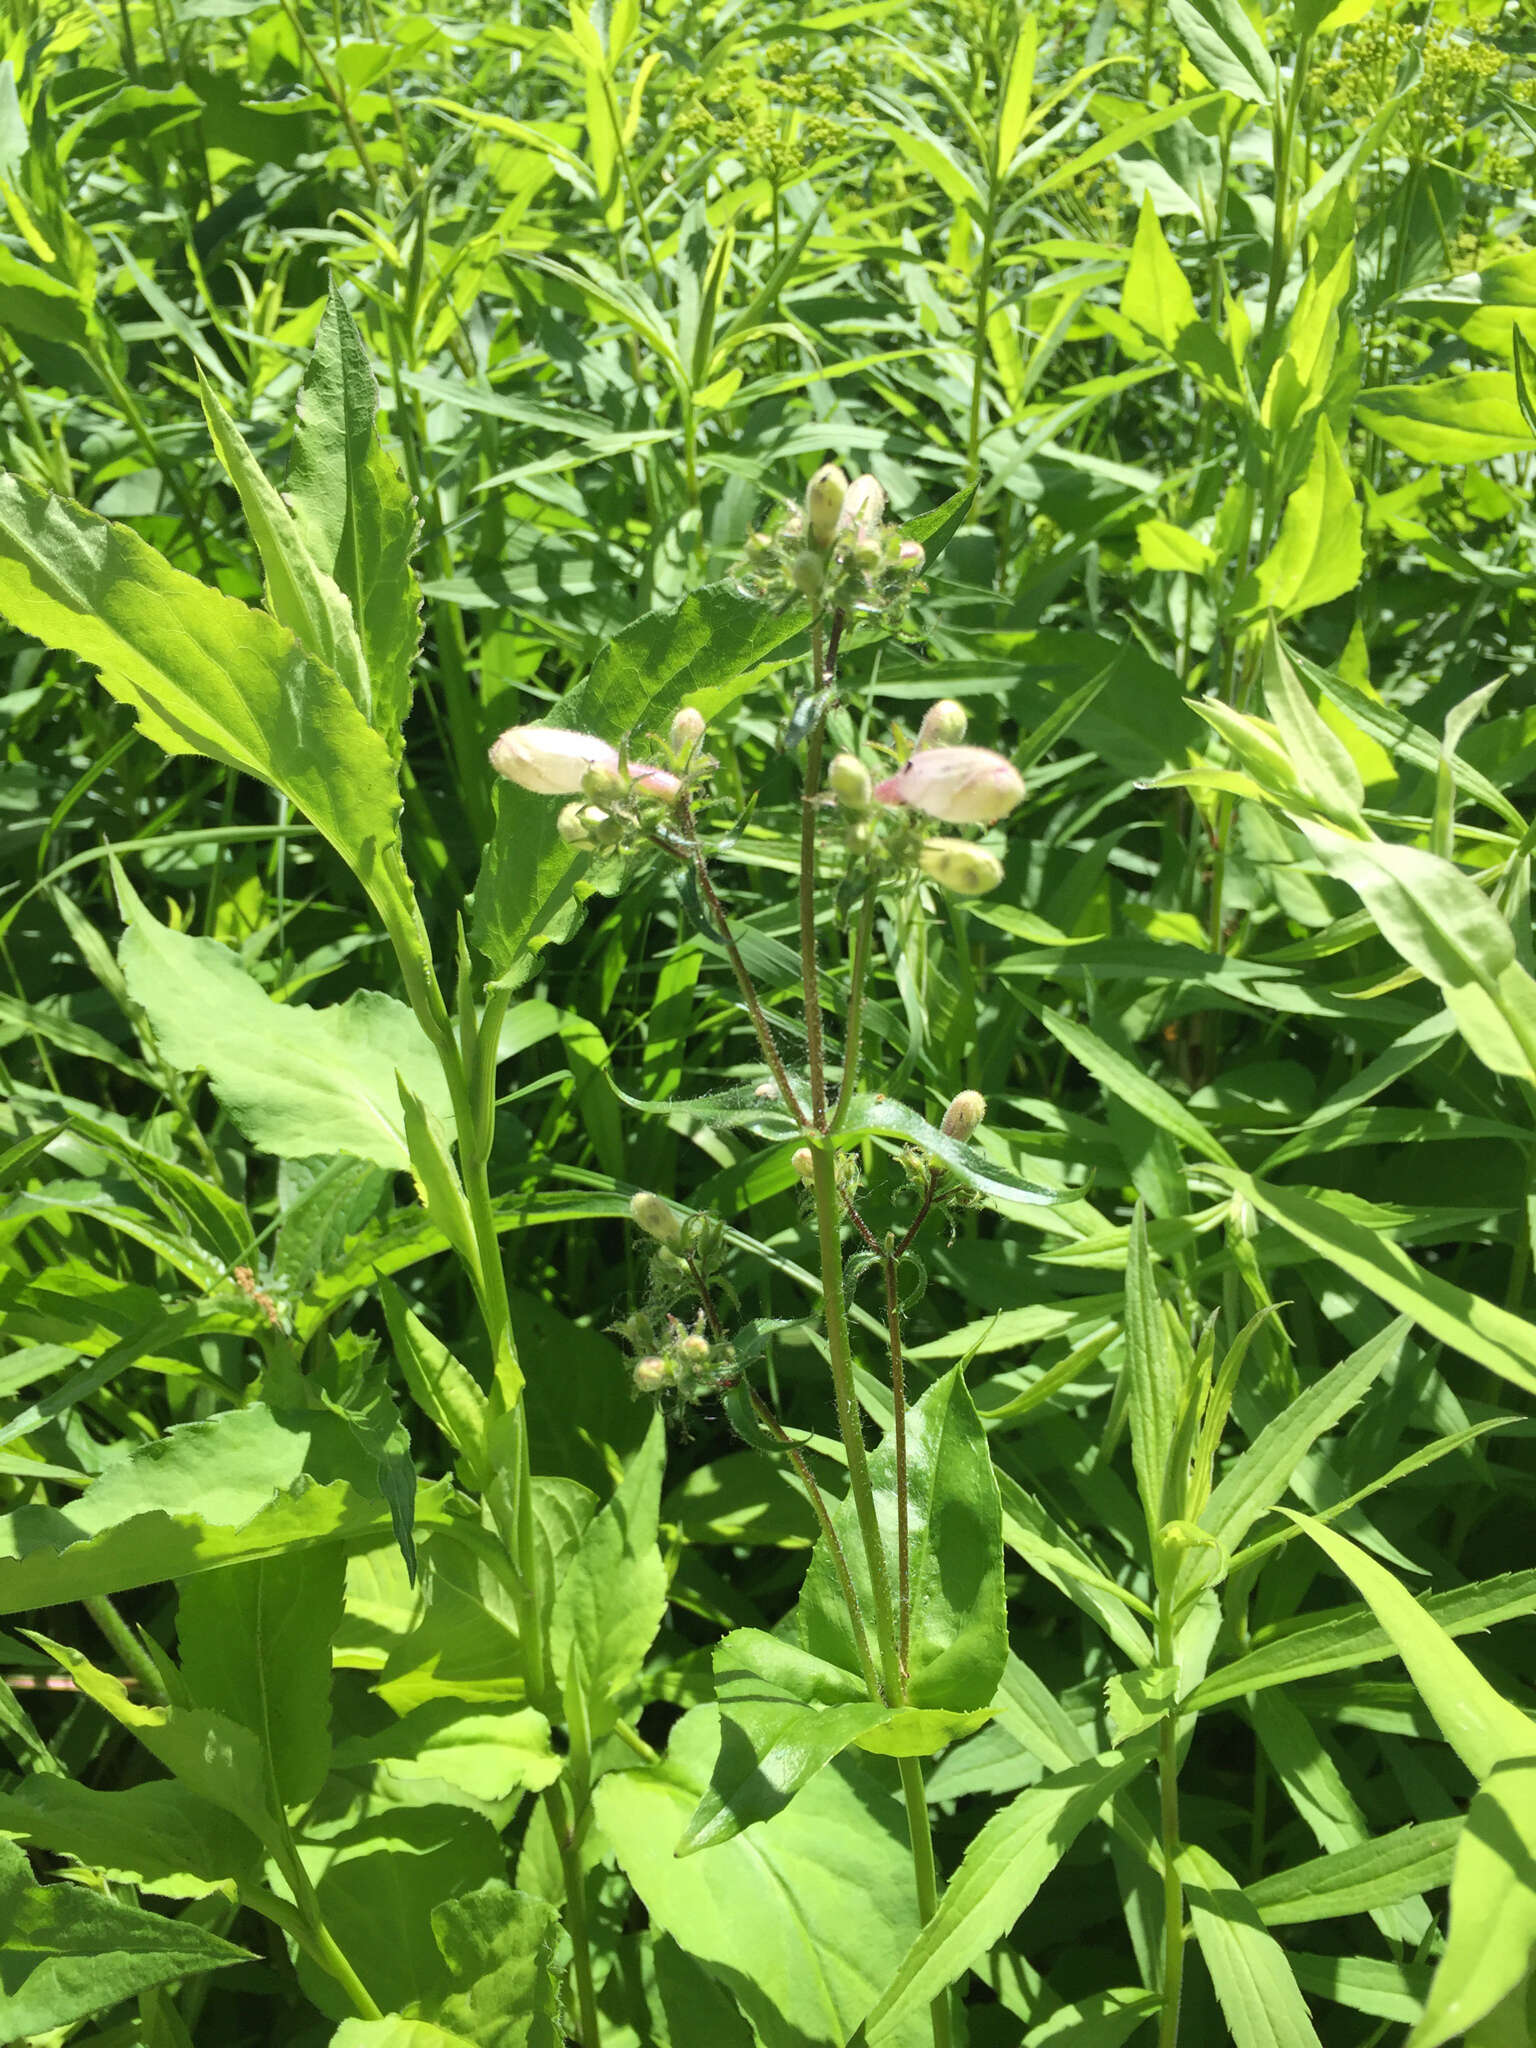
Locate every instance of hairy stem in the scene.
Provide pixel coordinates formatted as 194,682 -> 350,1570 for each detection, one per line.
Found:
801,664 -> 830,1127
545,1781 -> 602,2046
899,1754 -> 953,2048
830,886 -> 877,1132
881,1254 -> 912,1690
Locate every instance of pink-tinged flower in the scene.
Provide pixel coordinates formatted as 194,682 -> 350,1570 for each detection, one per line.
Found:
874,745 -> 1024,825
490,726 -> 619,794
489,725 -> 680,803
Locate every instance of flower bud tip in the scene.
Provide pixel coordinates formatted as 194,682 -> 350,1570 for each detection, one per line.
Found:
629,1191 -> 681,1243
940,1090 -> 987,1143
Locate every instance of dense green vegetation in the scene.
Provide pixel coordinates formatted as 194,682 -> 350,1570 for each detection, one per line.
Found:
3,0 -> 1536,2042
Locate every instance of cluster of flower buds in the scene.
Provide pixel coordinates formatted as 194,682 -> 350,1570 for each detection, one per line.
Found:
626,1315 -> 737,1403
824,698 -> 1024,899
732,464 -> 926,619
489,708 -> 711,855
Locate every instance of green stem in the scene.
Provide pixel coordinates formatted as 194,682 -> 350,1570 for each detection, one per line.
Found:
881,1256 -> 912,1689
544,1781 -> 602,2045
84,1595 -> 165,1701
808,1144 -> 901,1703
802,625 -> 831,1126
830,885 -> 877,1131
1155,1591 -> 1185,2048
898,1754 -> 953,2048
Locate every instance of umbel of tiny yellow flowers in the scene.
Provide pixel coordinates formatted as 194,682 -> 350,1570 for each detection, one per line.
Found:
874,745 -> 1024,826
919,839 -> 1005,896
489,726 -> 681,803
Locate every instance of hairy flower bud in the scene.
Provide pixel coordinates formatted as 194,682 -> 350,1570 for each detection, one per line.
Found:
792,1147 -> 816,1181
634,1356 -> 673,1393
838,472 -> 886,535
792,549 -> 825,597
804,463 -> 849,546
630,763 -> 684,803
629,1191 -> 680,1244
491,725 -> 619,795
828,753 -> 873,811
940,1089 -> 987,1143
874,745 -> 1025,825
669,706 -> 706,756
917,699 -> 968,750
676,1333 -> 711,1364
557,802 -> 600,848
919,839 -> 1005,896
896,540 -> 925,572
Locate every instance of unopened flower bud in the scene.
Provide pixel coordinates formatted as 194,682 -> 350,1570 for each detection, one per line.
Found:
896,540 -> 925,573
557,802 -> 600,848
491,725 -> 619,795
838,473 -> 886,535
634,1356 -> 673,1393
629,1191 -> 680,1244
804,463 -> 848,547
919,839 -> 1006,896
676,1333 -> 711,1364
874,746 -> 1025,825
669,706 -> 706,756
754,1081 -> 779,1099
828,753 -> 873,811
629,763 -> 684,803
940,1090 -> 987,1143
792,1147 -> 816,1181
917,699 -> 968,750
792,549 -> 825,598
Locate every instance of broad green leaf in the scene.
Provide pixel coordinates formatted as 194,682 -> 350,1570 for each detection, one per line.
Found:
1188,1568 -> 1536,1712
285,285 -> 421,752
335,1701 -> 562,1805
1412,1757 -> 1536,2048
376,1530 -> 525,1715
1285,1514 -> 1534,1780
25,1636 -> 283,1854
1166,0 -> 1277,101
678,1631 -> 888,1853
428,1880 -> 562,2048
0,1836 -> 250,2036
1183,1842 -> 1324,2048
330,2026 -> 478,2048
177,1546 -> 345,1809
1300,823 -> 1536,1084
1224,1169 -> 1536,1396
549,1411 -> 667,1738
1246,420 -> 1363,621
1200,1316 -> 1407,1552
1356,373 -> 1535,462
0,1776 -> 262,1897
0,472 -> 424,975
1121,193 -> 1198,352
593,1705 -> 923,2048
1124,1203 -> 1182,1537
1246,1819 -> 1461,1926
473,584 -> 806,988
0,1403 -> 442,1615
863,1751 -> 1143,2044
116,862 -> 453,1170
381,1283 -> 491,1483
200,373 -> 371,723
800,1366 -> 1007,1712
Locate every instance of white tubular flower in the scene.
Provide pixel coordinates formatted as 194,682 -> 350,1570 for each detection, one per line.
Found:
918,839 -> 1005,896
629,1191 -> 681,1243
916,698 -> 968,750
491,726 -> 620,795
838,473 -> 887,535
940,1089 -> 987,1142
874,745 -> 1025,825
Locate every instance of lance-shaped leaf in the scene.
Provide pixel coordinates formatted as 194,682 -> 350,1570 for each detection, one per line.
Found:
1183,1842 -> 1325,2048
0,1836 -> 251,2037
116,862 -> 452,1171
0,471 -> 425,973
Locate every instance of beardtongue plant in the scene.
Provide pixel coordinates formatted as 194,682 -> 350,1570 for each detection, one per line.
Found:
488,459 -> 1030,2048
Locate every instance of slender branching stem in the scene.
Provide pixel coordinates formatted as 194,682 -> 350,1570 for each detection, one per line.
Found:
1155,1586 -> 1185,2048
801,715 -> 830,1127
881,1254 -> 912,1689
748,1386 -> 883,1701
899,1753 -> 953,2048
677,797 -> 808,1128
830,886 -> 877,1132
